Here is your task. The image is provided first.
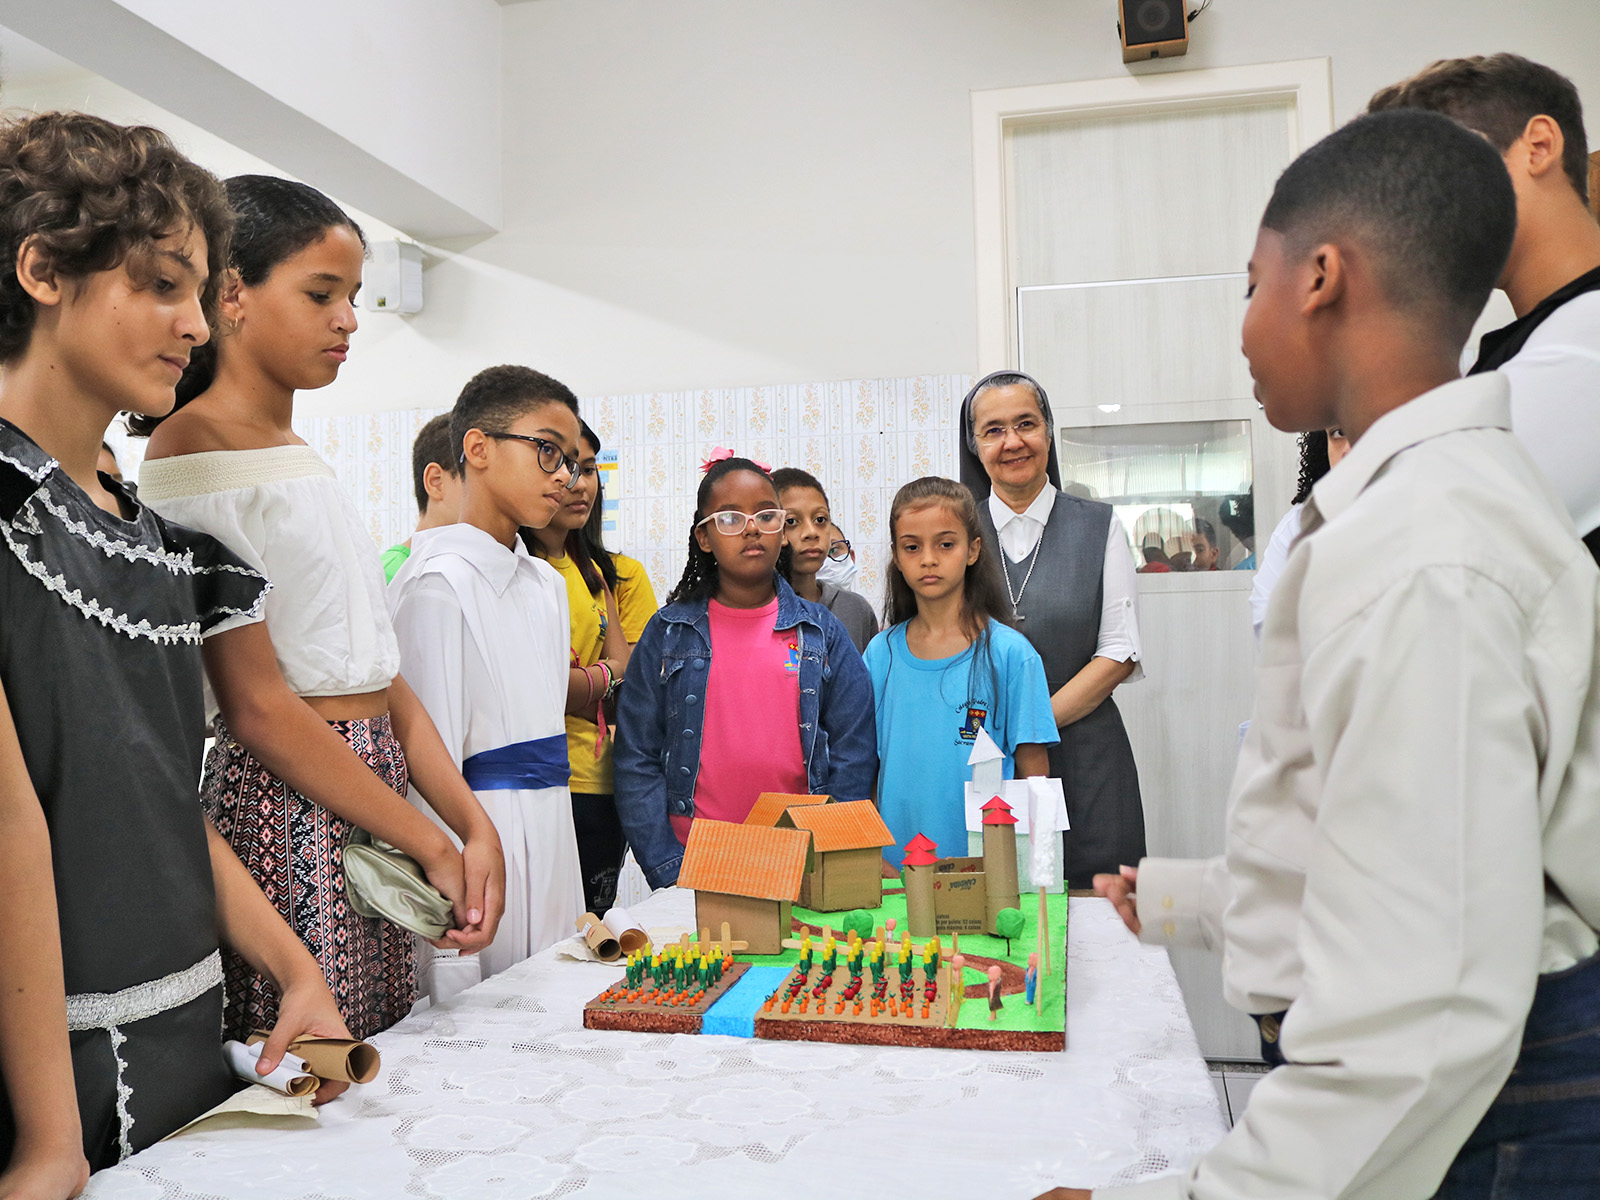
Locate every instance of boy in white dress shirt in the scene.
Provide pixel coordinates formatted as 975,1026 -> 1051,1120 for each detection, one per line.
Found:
1041,112 -> 1600,1199
389,366 -> 587,1003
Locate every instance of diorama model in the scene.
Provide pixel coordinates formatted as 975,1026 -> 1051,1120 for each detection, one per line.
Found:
585,774 -> 1069,1051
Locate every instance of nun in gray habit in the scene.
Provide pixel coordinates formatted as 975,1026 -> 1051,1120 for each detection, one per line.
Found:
958,370 -> 1146,885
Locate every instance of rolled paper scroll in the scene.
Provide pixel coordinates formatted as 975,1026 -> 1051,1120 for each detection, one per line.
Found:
247,1032 -> 382,1085
602,905 -> 648,955
224,1040 -> 318,1097
577,912 -> 621,961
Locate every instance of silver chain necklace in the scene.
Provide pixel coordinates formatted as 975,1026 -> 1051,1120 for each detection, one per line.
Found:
1000,537 -> 1043,622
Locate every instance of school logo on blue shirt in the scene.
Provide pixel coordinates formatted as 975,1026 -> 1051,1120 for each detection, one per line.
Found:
785,640 -> 801,674
960,706 -> 988,742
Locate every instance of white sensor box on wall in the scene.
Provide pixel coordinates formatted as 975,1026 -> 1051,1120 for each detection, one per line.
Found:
362,241 -> 424,314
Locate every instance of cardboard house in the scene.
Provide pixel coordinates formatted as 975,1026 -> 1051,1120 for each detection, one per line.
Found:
744,791 -> 831,828
780,799 -> 895,912
676,819 -> 810,955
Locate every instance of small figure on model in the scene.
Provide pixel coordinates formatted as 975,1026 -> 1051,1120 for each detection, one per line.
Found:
987,965 -> 1004,1022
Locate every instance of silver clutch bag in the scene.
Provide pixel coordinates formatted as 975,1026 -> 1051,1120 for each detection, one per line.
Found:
342,829 -> 454,940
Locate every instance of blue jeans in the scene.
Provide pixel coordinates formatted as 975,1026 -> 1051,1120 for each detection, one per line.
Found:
1431,950 -> 1600,1198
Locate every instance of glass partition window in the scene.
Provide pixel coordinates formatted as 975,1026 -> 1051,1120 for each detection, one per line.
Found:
1057,419 -> 1255,573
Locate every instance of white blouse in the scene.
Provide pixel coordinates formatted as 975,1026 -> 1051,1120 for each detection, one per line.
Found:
139,445 -> 401,717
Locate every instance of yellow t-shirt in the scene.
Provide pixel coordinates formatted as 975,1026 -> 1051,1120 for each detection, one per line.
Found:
546,552 -> 659,794
612,553 -> 659,643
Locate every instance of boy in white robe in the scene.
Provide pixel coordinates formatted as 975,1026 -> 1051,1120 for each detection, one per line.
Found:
389,365 -> 588,1003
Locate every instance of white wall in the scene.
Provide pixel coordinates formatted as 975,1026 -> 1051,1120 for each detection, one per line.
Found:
8,2 -> 1593,414
457,0 -> 1599,403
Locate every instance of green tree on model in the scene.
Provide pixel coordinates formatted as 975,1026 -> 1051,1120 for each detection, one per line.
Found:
996,908 -> 1025,956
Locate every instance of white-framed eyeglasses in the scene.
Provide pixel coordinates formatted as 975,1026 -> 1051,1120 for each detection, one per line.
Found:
696,508 -> 787,536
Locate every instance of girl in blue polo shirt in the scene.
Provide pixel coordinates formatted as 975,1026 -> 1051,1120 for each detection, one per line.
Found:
865,477 -> 1057,867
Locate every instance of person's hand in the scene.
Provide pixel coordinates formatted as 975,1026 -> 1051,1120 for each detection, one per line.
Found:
0,1139 -> 89,1200
438,830 -> 505,954
881,858 -> 901,880
1094,865 -> 1140,936
257,973 -> 355,1106
1034,1190 -> 1093,1199
413,835 -> 471,949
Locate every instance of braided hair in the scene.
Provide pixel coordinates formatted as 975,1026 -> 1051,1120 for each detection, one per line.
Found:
666,456 -> 791,605
1292,430 -> 1331,505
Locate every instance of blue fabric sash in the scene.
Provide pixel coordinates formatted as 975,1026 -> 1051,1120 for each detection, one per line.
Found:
461,735 -> 571,791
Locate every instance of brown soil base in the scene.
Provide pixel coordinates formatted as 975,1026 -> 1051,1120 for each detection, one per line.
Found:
582,961 -> 751,1035
754,1016 -> 1064,1052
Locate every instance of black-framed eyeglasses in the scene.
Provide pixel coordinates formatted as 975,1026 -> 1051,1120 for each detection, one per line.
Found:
485,432 -> 581,489
697,508 -> 787,536
827,538 -> 852,561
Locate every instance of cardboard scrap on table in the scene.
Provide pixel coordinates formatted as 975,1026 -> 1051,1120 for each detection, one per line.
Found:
163,1083 -> 318,1139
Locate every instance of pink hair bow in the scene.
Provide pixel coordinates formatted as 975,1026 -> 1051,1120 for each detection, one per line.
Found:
700,445 -> 772,474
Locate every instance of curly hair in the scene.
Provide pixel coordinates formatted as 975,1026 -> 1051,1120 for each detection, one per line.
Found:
1293,430 -> 1331,505
127,174 -> 365,435
666,457 -> 791,605
0,111 -> 233,366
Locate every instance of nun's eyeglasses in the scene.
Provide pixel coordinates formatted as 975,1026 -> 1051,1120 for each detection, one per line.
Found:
976,416 -> 1043,443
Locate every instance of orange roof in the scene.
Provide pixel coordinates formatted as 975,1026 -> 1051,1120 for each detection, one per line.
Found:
784,800 -> 894,853
744,792 -> 831,828
678,819 -> 810,902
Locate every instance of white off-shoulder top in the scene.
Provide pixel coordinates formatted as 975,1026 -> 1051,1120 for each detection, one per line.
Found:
140,445 -> 401,718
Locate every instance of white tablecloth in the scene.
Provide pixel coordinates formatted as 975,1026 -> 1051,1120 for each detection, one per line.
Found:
86,892 -> 1226,1199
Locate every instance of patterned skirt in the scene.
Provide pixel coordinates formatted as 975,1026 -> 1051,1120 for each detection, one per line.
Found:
202,714 -> 418,1041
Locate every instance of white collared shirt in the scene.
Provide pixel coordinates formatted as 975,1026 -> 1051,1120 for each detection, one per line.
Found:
388,522 -> 570,765
1496,289 -> 1600,538
1106,373 -> 1600,1200
986,488 -> 1143,680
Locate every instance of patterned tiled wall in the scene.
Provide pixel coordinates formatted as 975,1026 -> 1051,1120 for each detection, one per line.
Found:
111,374 -> 971,614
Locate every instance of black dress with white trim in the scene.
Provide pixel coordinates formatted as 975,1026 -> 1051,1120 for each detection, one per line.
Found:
0,419 -> 269,1170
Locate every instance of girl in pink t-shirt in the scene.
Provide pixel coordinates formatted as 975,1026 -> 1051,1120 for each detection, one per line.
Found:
612,454 -> 878,887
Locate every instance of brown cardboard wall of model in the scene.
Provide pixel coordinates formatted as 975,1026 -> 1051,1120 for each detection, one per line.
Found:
695,892 -> 792,956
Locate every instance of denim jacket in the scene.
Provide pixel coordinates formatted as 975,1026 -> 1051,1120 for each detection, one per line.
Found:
613,576 -> 878,889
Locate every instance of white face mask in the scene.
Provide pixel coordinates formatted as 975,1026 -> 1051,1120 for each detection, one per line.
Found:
815,550 -> 860,590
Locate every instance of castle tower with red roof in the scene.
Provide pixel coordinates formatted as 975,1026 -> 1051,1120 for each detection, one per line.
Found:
981,795 -> 1020,933
902,834 -> 939,937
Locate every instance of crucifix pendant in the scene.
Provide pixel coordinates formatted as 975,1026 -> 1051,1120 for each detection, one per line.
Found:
1016,613 -> 1025,622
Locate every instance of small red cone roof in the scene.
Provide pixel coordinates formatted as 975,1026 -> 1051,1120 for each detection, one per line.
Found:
981,795 -> 1018,826
902,833 -> 939,866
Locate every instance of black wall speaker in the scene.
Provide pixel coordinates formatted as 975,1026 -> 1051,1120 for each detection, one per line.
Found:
1118,0 -> 1189,62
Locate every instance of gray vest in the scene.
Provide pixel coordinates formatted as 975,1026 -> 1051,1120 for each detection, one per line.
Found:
978,491 -> 1145,883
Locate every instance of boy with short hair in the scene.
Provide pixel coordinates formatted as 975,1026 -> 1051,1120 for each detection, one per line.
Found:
1044,110 -> 1600,1199
1370,54 -> 1600,563
388,366 -> 587,1003
382,413 -> 463,582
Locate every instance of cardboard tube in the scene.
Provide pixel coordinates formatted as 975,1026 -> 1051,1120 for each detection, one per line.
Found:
225,1040 -> 318,1097
602,905 -> 647,955
578,912 -> 621,961
247,1033 -> 381,1085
